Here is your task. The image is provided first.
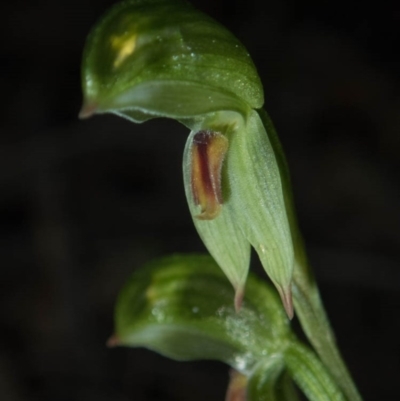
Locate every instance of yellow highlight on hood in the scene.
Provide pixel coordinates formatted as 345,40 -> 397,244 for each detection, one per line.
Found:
110,34 -> 137,68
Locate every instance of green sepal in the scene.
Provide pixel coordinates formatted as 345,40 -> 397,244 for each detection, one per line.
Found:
227,109 -> 295,316
81,0 -> 262,120
114,254 -> 290,373
183,127 -> 251,303
184,110 -> 295,316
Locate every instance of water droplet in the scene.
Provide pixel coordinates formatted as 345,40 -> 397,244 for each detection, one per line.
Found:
151,307 -> 165,321
216,307 -> 226,317
233,352 -> 253,372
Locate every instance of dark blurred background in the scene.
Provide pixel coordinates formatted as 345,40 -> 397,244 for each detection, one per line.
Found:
1,0 -> 399,400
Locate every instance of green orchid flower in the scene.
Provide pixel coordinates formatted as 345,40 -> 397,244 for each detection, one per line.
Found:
80,0 -> 295,317
80,2 -> 365,401
110,253 -> 346,401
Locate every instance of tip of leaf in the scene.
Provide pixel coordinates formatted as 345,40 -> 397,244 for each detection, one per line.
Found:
234,287 -> 244,312
106,334 -> 120,348
277,284 -> 294,320
79,102 -> 97,119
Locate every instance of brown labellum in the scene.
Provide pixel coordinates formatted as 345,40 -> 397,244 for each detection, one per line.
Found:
191,130 -> 229,220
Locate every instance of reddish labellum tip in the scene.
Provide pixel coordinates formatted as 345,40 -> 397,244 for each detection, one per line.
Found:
191,131 -> 228,220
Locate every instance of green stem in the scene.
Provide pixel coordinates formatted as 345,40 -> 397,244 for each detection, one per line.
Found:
292,252 -> 362,401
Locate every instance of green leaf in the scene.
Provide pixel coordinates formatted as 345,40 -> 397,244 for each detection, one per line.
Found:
247,360 -> 301,401
275,373 -> 302,401
113,254 -> 290,373
247,357 -> 285,401
81,0 -> 263,120
284,342 -> 346,401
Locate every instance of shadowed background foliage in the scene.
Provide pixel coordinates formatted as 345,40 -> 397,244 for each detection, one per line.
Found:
1,0 -> 399,400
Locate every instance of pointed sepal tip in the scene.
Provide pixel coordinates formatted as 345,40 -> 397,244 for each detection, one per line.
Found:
276,284 -> 294,320
234,287 -> 244,312
79,102 -> 97,119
